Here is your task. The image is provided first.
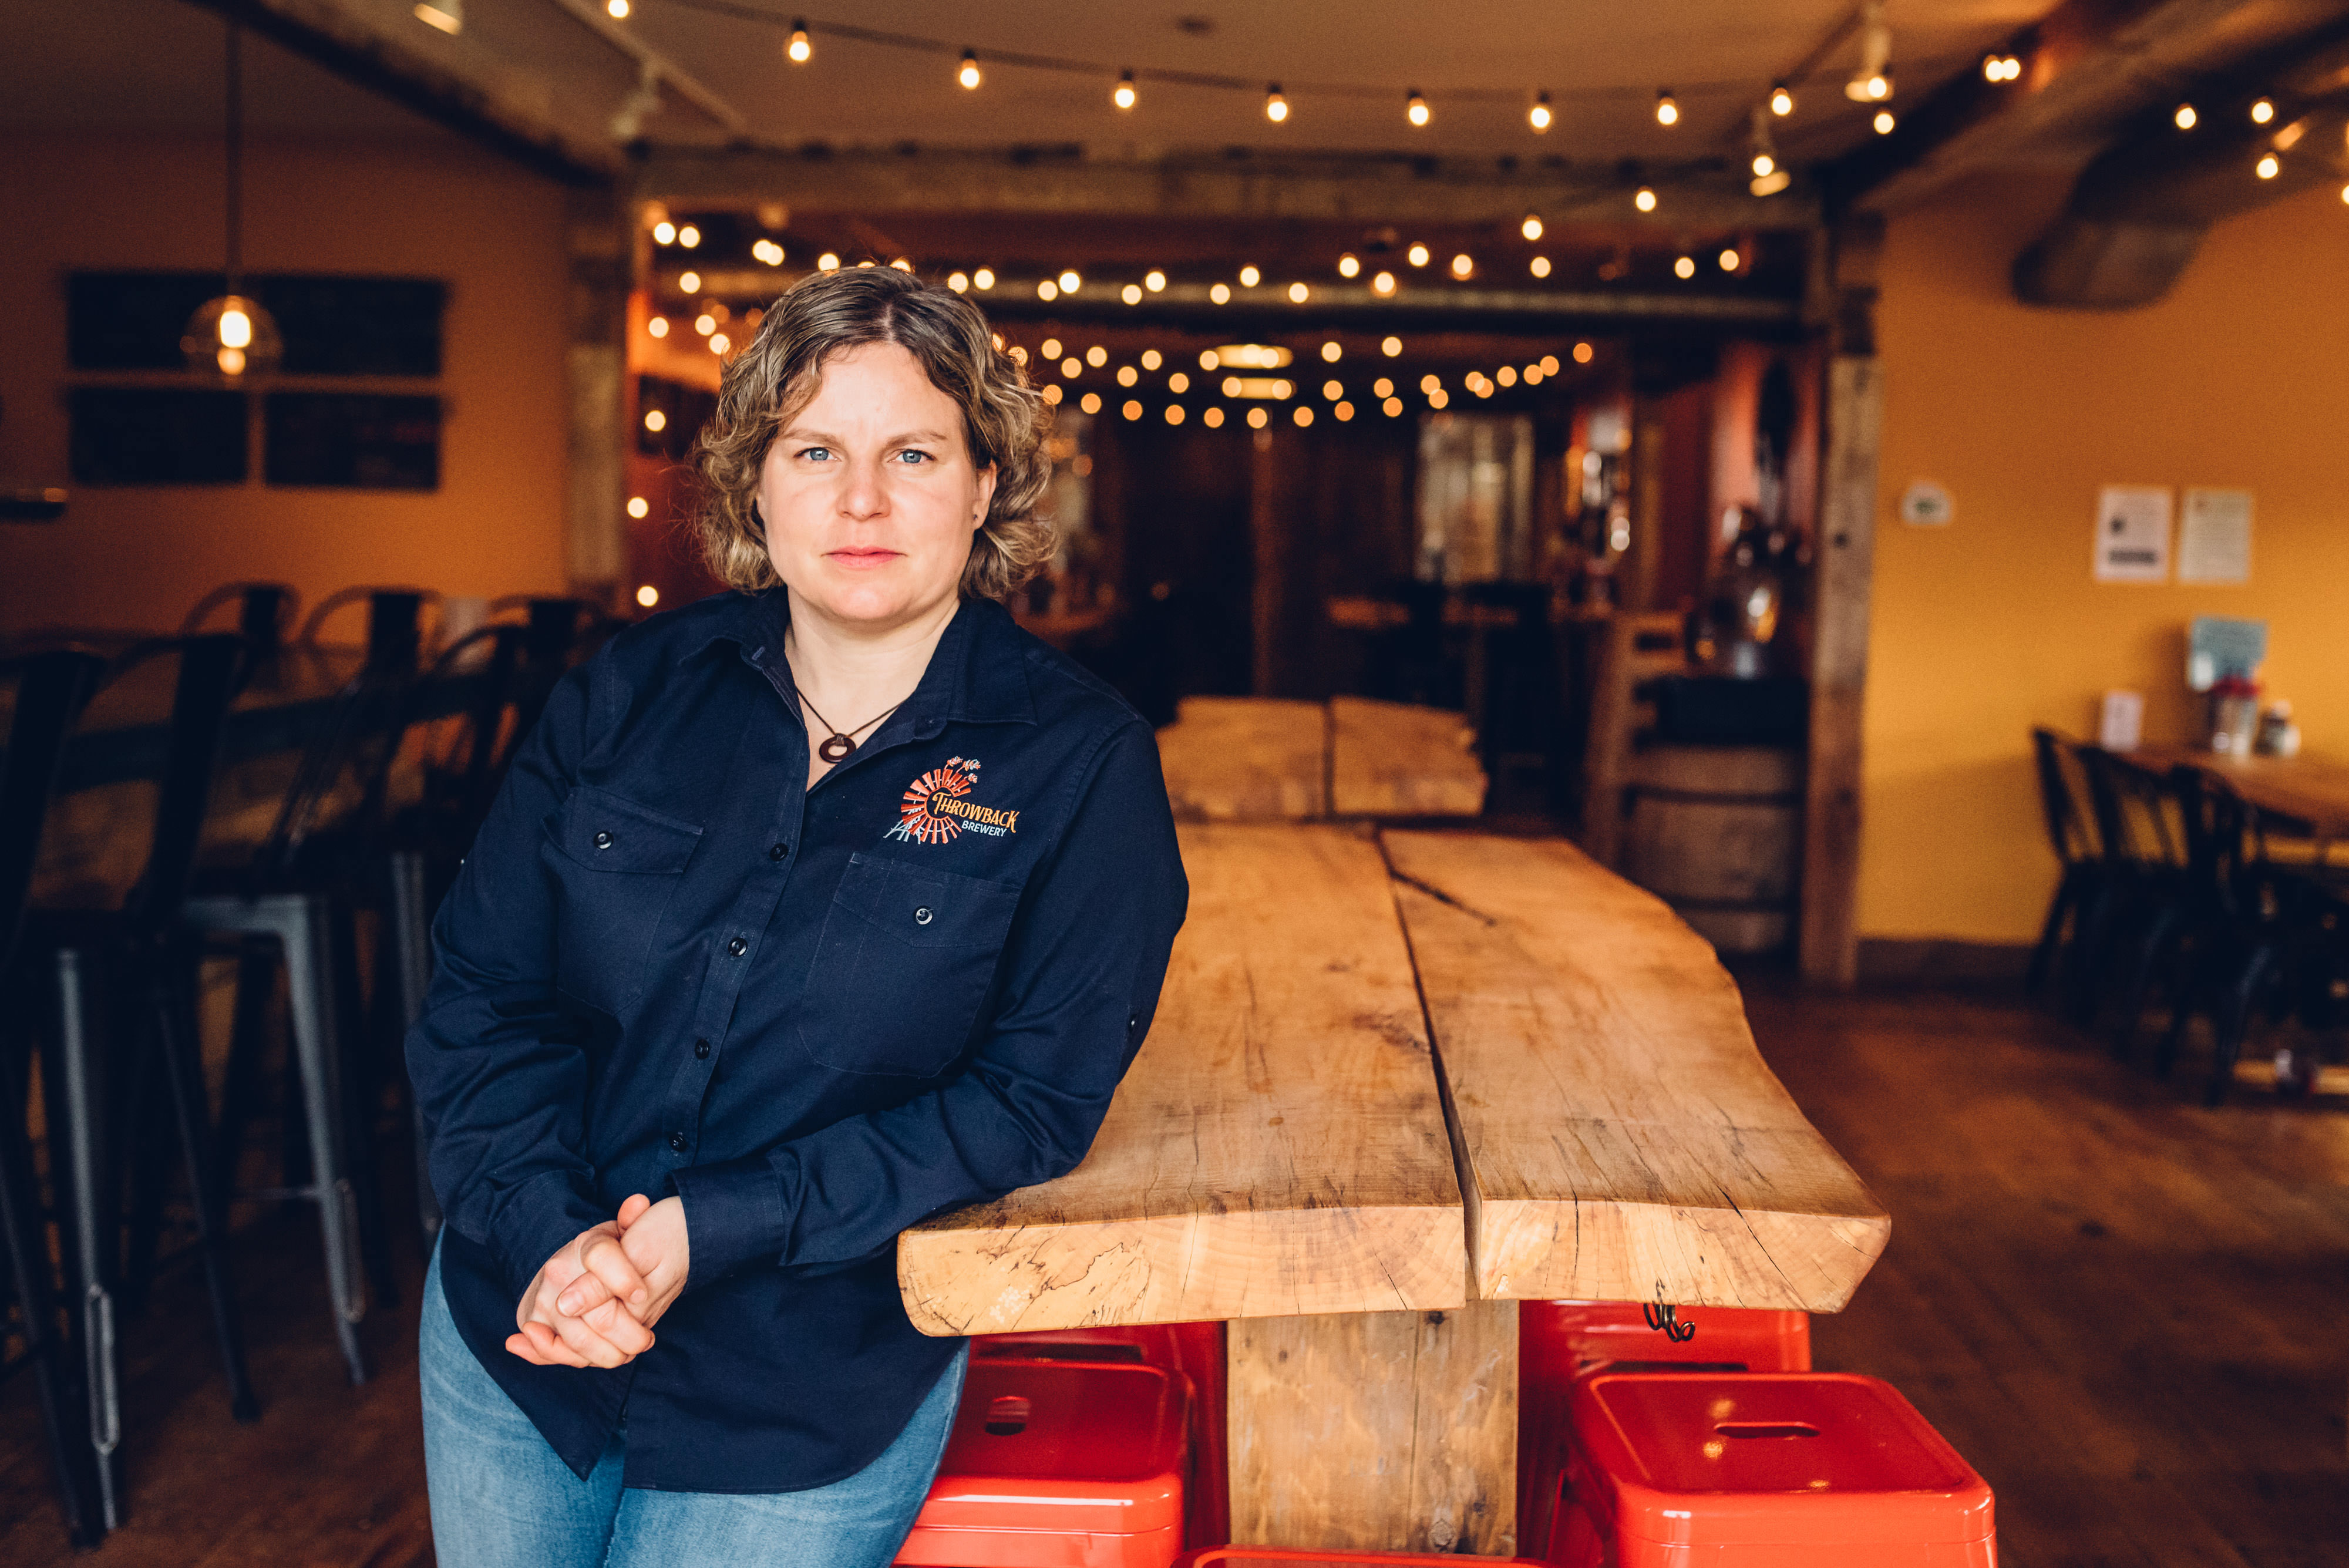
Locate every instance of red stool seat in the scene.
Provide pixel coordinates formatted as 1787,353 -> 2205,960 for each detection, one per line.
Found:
1550,1372 -> 1995,1566
1173,1551 -> 1552,1566
897,1357 -> 1190,1568
1523,1300 -> 1812,1378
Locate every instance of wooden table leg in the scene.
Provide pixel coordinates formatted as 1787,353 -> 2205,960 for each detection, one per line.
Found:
1228,1299 -> 1518,1556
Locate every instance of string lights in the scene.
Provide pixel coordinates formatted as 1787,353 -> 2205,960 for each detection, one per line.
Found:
1981,53 -> 2021,82
1264,83 -> 1288,122
1114,69 -> 1138,109
1654,89 -> 1680,126
2250,97 -> 2274,124
788,19 -> 810,62
1529,90 -> 1552,131
958,49 -> 981,89
1769,82 -> 1793,116
1846,0 -> 1892,101
1406,89 -> 1430,127
2175,103 -> 2197,130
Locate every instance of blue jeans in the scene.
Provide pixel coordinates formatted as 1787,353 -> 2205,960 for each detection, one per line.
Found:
420,1244 -> 967,1568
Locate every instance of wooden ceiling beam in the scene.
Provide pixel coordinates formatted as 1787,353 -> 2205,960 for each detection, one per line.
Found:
177,0 -> 621,186
637,146 -> 1820,233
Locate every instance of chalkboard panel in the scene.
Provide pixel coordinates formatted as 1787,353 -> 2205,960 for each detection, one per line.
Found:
69,388 -> 250,485
265,393 -> 441,489
68,272 -> 445,375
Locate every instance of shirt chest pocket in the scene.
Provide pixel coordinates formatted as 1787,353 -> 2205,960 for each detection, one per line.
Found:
544,785 -> 703,1010
797,853 -> 1022,1077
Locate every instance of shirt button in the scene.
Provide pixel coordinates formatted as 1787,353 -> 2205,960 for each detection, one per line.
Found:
914,906 -> 934,926
768,842 -> 789,862
694,1037 -> 711,1059
668,1132 -> 688,1153
728,936 -> 748,956
593,830 -> 613,850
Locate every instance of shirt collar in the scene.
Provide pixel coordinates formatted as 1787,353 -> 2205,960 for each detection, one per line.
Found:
705,588 -> 1036,730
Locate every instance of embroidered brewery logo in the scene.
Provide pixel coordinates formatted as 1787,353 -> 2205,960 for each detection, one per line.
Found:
889,756 -> 1020,844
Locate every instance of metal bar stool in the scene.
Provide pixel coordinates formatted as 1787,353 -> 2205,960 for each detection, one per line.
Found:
16,635 -> 260,1533
0,649 -> 110,1549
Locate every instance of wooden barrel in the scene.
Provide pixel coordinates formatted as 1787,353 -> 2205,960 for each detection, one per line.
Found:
1619,744 -> 1803,955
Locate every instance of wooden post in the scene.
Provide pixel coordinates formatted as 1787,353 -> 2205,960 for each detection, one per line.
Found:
1800,216 -> 1884,987
1229,1301 -> 1517,1556
1249,427 -> 1283,696
566,187 -> 630,610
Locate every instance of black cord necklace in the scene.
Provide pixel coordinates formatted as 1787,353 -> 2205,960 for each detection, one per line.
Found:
800,691 -> 907,763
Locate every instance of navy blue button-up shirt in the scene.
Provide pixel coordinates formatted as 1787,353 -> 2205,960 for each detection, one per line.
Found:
406,589 -> 1187,1492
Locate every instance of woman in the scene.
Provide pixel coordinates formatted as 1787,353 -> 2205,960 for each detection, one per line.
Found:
407,265 -> 1188,1566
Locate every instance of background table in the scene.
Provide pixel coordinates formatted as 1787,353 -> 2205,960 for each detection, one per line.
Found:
898,822 -> 1887,1553
1154,696 -> 1488,823
2132,743 -> 2349,840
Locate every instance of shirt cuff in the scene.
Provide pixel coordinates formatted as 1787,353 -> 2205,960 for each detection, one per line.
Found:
488,1168 -> 608,1302
670,1152 -> 791,1288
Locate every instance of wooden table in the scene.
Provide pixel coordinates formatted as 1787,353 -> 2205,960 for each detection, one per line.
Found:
2133,743 -> 2349,840
898,822 -> 1887,1554
1155,696 -> 1487,823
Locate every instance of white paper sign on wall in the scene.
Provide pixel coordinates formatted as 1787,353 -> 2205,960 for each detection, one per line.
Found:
2178,488 -> 2253,584
1898,480 -> 1953,526
2092,485 -> 2172,584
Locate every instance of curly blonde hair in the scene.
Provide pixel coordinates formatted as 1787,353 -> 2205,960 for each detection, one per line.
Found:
692,267 -> 1055,601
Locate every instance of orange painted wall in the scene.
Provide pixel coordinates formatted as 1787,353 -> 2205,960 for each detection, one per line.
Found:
1863,174 -> 2349,943
0,130 -> 571,638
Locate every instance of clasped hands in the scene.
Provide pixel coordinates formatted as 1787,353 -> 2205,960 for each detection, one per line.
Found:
507,1193 -> 691,1370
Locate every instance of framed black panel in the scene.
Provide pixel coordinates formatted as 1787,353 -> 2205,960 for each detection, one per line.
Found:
264,393 -> 440,490
69,388 -> 250,485
67,272 -> 446,376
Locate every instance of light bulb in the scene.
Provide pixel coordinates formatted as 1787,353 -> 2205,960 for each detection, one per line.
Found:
1407,243 -> 1429,267
694,313 -> 715,335
1036,280 -> 1058,301
2251,97 -> 2274,125
1114,69 -> 1137,110
1655,90 -> 1678,126
958,50 -> 981,90
1210,282 -> 1231,304
648,316 -> 669,338
1247,408 -> 1268,429
709,332 -> 729,354
1145,269 -> 1166,291
1381,335 -> 1402,356
1371,271 -> 1396,296
1450,253 -> 1473,278
1530,256 -> 1551,278
2175,103 -> 2197,130
1406,90 -> 1429,128
1530,91 -> 1553,132
1165,405 -> 1184,425
1752,153 -> 1775,177
652,221 -> 677,245
1142,349 -> 1162,369
1322,378 -> 1342,399
1719,247 -> 1739,271
606,0 -> 627,16
414,1 -> 462,35
1573,342 -> 1593,364
1674,255 -> 1695,280
1081,393 -> 1101,415
2256,153 -> 2280,179
1288,282 -> 1310,302
218,307 -> 253,349
1088,345 -> 1106,365
1634,187 -> 1657,213
1522,214 -> 1543,241
637,584 -> 660,607
817,252 -> 839,271
1321,341 -> 1341,362
1059,269 -> 1082,293
788,22 -> 810,62
679,270 -> 701,292
628,496 -> 650,519
973,267 -> 995,290
1770,83 -> 1793,116
216,346 -> 245,375
1122,283 -> 1143,304
1123,400 -> 1142,422
1265,84 -> 1288,122
644,409 -> 668,432
1873,109 -> 1895,134
947,272 -> 968,292
678,224 -> 700,248
1239,265 -> 1261,287
1338,254 -> 1360,278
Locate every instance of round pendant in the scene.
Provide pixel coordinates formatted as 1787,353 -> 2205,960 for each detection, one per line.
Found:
817,733 -> 856,763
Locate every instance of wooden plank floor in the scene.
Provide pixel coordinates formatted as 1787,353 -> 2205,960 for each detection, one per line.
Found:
5,984 -> 2346,1565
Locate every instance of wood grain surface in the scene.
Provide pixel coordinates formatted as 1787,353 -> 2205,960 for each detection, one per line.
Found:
2131,743 -> 2349,839
1228,1301 -> 1517,1556
896,822 -> 1465,1334
1328,696 -> 1486,819
1384,829 -> 1889,1311
1154,697 -> 1328,822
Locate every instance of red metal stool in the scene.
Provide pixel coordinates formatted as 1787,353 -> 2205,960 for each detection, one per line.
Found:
1547,1372 -> 1995,1567
897,1357 -> 1190,1568
1173,1551 -> 1551,1566
974,1324 -> 1229,1548
1520,1300 -> 1812,1552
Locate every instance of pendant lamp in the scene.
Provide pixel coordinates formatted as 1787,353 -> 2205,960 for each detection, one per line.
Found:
183,8 -> 281,379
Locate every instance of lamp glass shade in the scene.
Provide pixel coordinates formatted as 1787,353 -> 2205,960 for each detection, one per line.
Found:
183,293 -> 282,378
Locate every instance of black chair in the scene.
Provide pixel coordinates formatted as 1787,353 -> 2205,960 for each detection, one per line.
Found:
2026,728 -> 2104,997
181,580 -> 299,664
2069,745 -> 2188,1030
0,650 -> 110,1549
2145,769 -> 2296,1105
14,635 -> 260,1533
